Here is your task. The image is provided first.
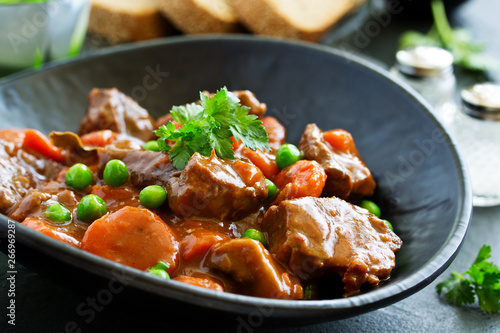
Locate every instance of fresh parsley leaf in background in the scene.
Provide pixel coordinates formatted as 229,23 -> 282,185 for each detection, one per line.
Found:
436,245 -> 500,314
155,87 -> 269,170
399,0 -> 498,73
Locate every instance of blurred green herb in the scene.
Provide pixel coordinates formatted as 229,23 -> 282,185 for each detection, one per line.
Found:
436,245 -> 500,314
399,0 -> 498,73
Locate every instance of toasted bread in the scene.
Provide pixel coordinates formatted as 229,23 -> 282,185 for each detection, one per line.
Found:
229,0 -> 365,42
156,0 -> 240,34
88,0 -> 173,44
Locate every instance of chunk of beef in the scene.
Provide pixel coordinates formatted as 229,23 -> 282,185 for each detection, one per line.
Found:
7,190 -> 54,222
299,124 -> 375,202
206,238 -> 303,299
233,90 -> 267,118
9,188 -> 87,246
167,152 -> 267,222
98,148 -> 177,188
78,88 -> 155,142
0,131 -> 64,214
262,196 -> 402,297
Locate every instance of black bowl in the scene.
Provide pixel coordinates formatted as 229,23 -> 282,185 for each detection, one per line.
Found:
0,36 -> 471,322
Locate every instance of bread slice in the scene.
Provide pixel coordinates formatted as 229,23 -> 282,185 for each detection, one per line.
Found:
156,0 -> 240,34
229,0 -> 365,42
88,0 -> 173,44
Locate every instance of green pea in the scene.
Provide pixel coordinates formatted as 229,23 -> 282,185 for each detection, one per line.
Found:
384,219 -> 394,232
103,159 -> 129,187
44,203 -> 71,223
150,261 -> 170,271
148,269 -> 170,280
143,140 -> 160,152
302,283 -> 318,300
77,194 -> 107,222
241,229 -> 267,247
359,199 -> 381,218
275,144 -> 301,169
140,185 -> 167,209
265,178 -> 277,199
65,163 -> 93,190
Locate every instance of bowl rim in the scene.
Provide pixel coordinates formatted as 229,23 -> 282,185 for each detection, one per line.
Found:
0,34 -> 473,317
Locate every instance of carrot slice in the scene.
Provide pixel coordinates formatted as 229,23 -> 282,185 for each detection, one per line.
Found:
23,129 -> 63,162
22,217 -> 80,247
173,275 -> 224,292
323,129 -> 355,153
81,207 -> 179,272
80,130 -> 117,147
240,147 -> 279,180
181,230 -> 229,262
261,116 -> 286,151
273,160 -> 327,204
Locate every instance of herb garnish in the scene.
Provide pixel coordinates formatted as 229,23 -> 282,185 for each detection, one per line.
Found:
399,0 -> 498,73
436,245 -> 500,314
154,87 -> 270,170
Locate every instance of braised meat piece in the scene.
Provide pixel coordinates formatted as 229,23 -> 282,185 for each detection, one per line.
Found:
167,152 -> 267,222
205,238 -> 303,299
299,123 -> 376,202
233,90 -> 267,118
78,88 -> 155,142
8,190 -> 58,223
262,197 -> 402,297
10,189 -> 85,247
99,148 -> 177,188
0,131 -> 64,214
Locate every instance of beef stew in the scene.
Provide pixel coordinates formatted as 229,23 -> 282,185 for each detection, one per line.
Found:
0,88 -> 402,300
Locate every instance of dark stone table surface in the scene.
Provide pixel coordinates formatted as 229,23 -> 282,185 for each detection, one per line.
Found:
1,0 -> 499,332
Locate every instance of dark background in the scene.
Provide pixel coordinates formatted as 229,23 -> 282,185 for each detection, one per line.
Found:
1,0 -> 500,332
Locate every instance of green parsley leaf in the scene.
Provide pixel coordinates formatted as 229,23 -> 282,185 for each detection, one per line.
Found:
170,103 -> 203,125
436,245 -> 500,314
436,272 -> 475,307
154,87 -> 270,170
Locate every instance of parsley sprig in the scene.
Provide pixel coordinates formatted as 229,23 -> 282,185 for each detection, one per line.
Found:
399,0 -> 498,73
436,245 -> 500,314
154,87 -> 270,170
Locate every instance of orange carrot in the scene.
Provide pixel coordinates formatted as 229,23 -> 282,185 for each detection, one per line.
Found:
22,217 -> 80,247
181,230 -> 229,262
261,116 -> 286,151
23,129 -> 63,162
232,136 -> 278,179
273,160 -> 327,204
173,275 -> 224,292
81,207 -> 179,273
323,129 -> 355,154
231,136 -> 240,150
80,130 -> 117,147
240,147 -> 279,180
